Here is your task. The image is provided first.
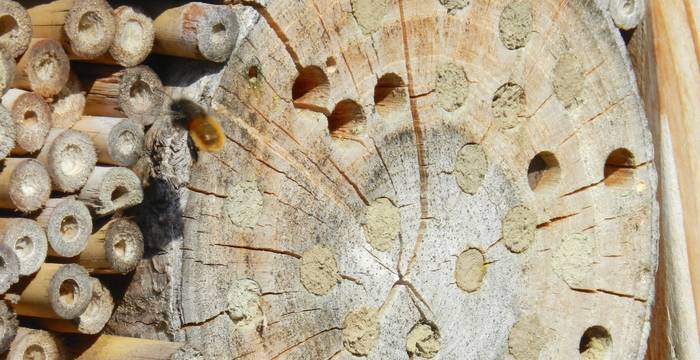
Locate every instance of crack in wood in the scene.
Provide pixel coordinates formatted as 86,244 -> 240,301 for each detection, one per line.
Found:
213,243 -> 302,259
269,327 -> 342,359
240,1 -> 303,71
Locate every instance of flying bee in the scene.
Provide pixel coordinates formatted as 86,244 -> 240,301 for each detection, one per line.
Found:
170,98 -> 225,153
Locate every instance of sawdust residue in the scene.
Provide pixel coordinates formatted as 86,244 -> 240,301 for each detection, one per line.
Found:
454,144 -> 488,195
351,0 -> 389,34
508,315 -> 547,360
225,181 -> 263,229
299,245 -> 340,296
553,52 -> 585,108
227,278 -> 265,331
502,204 -> 536,253
406,322 -> 440,358
492,82 -> 526,130
436,63 -> 469,112
552,233 -> 594,288
439,0 -> 468,12
364,197 -> 400,252
342,306 -> 380,356
454,248 -> 486,292
499,1 -> 533,50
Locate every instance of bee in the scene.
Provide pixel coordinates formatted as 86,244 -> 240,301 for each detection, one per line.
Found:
170,98 -> 225,153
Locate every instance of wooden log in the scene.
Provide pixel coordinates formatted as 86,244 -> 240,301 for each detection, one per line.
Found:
50,72 -> 86,129
72,116 -> 144,167
0,104 -> 14,160
2,327 -> 66,360
78,167 -> 143,216
11,38 -> 69,97
153,2 -> 239,63
1,89 -> 51,154
0,218 -> 47,276
0,300 -> 18,353
36,197 -> 92,258
27,0 -> 116,59
79,64 -> 165,126
37,277 -> 113,335
37,129 -> 97,193
0,0 -> 32,58
70,334 -> 186,360
93,6 -> 155,67
0,243 -> 19,293
0,158 -> 51,213
13,263 -> 92,319
75,217 -> 143,274
0,50 -> 15,95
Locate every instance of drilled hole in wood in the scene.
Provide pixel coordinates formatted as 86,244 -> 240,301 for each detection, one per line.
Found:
527,151 -> 560,193
579,326 -> 612,359
0,15 -> 18,39
60,216 -> 79,243
326,56 -> 337,74
23,345 -> 46,360
604,148 -> 635,187
247,66 -> 259,83
111,186 -> 129,202
328,100 -> 365,140
59,279 -> 78,306
374,73 -> 407,118
292,66 -> 329,110
14,236 -> 33,259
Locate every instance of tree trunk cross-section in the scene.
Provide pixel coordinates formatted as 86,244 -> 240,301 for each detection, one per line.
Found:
109,1 -> 658,359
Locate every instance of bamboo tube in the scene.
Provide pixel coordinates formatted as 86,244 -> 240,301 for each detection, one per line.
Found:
153,2 -> 239,63
11,38 -> 70,97
76,218 -> 143,274
0,218 -> 47,276
0,104 -> 14,160
0,243 -> 19,293
14,263 -> 92,319
37,277 -> 113,335
79,64 -> 165,126
0,50 -> 14,95
92,6 -> 154,67
71,334 -> 184,360
1,89 -> 51,154
0,300 -> 18,353
27,0 -> 116,59
36,197 -> 92,258
51,72 -> 85,129
73,116 -> 144,167
0,0 -> 32,58
37,129 -> 97,193
78,167 -> 143,216
0,158 -> 51,213
3,328 -> 66,360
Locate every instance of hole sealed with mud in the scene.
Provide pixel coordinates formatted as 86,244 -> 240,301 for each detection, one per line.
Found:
579,326 -> 612,360
327,100 -> 366,141
374,73 -> 407,118
128,80 -> 153,113
325,56 -> 337,73
292,66 -> 329,111
492,82 -> 526,130
527,151 -> 560,193
15,236 -> 33,259
603,148 -> 635,187
406,321 -> 440,358
78,11 -> 104,45
454,247 -> 486,292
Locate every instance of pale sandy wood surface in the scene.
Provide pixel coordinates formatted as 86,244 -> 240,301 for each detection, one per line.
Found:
108,1 -> 658,359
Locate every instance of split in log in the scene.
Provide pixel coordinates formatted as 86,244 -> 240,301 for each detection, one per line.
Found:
2,327 -> 65,359
153,2 -> 239,63
0,218 -> 47,276
93,5 -> 155,67
13,263 -> 93,320
11,38 -> 70,97
37,277 -> 113,335
0,0 -> 32,58
50,72 -> 86,129
0,104 -> 14,160
72,116 -> 144,167
36,197 -> 92,258
78,64 -> 165,126
0,158 -> 51,213
37,129 -> 97,193
78,166 -> 144,217
1,89 -> 51,154
27,0 -> 116,59
74,217 -> 143,274
0,300 -> 18,353
0,243 -> 19,293
0,50 -> 15,95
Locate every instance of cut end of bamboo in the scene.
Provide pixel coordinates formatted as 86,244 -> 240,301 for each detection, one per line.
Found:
0,104 -> 15,160
0,218 -> 47,276
0,50 -> 15,95
74,116 -> 144,167
2,89 -> 51,154
5,328 -> 65,360
193,4 -> 238,63
79,167 -> 144,216
109,6 -> 154,67
15,39 -> 70,97
119,65 -> 165,126
0,0 -> 32,58
0,242 -> 19,293
40,198 -> 92,258
51,72 -> 86,129
43,277 -> 113,334
47,263 -> 93,319
2,158 -> 51,213
0,300 -> 18,353
40,129 -> 97,192
104,218 -> 143,274
64,0 -> 116,59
